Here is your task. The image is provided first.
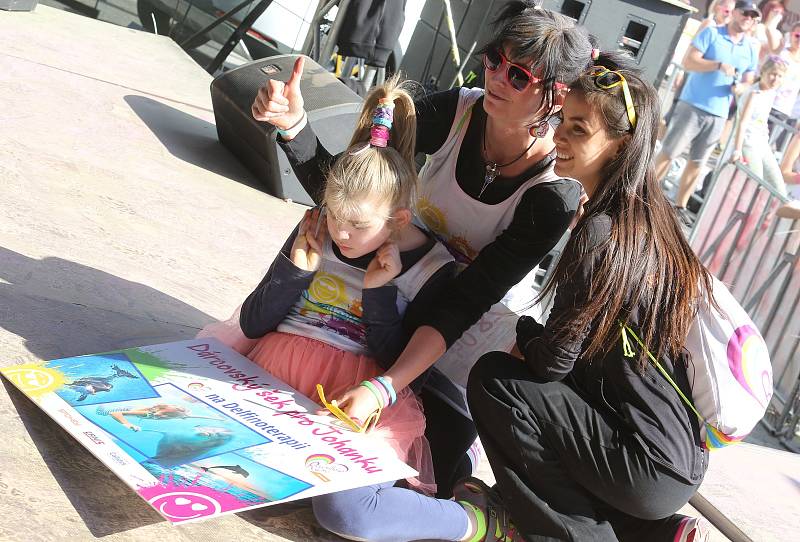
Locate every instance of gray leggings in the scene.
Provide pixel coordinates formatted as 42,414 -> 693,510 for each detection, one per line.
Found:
742,137 -> 788,197
312,481 -> 468,542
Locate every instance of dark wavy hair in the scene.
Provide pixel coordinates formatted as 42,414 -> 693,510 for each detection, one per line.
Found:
478,1 -> 593,125
539,51 -> 713,371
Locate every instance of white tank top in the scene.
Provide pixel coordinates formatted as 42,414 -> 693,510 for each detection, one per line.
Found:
416,88 -> 562,263
415,87 -> 568,415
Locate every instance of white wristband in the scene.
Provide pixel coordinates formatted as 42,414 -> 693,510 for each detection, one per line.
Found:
276,111 -> 308,140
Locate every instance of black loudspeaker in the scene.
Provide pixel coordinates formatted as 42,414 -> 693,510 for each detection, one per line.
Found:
541,0 -> 693,84
211,55 -> 362,205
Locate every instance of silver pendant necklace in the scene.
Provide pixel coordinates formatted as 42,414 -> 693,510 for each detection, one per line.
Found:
480,115 -> 538,199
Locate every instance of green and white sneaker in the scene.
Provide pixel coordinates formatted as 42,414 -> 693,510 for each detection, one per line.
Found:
454,477 -> 520,542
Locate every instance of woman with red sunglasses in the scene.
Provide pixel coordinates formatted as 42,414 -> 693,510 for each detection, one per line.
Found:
252,0 -> 594,504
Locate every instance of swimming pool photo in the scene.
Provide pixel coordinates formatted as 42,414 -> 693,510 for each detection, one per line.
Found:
75,383 -> 270,467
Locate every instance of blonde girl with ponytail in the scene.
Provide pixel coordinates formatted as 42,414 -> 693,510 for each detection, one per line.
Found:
200,78 -> 521,542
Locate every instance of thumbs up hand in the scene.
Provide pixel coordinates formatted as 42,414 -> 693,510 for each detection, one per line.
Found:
252,56 -> 306,132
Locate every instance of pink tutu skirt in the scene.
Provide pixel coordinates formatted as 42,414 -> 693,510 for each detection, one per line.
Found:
198,312 -> 436,495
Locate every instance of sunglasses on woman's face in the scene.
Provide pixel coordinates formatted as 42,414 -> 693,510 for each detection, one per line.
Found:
316,384 -> 381,433
590,66 -> 637,130
484,47 -> 568,93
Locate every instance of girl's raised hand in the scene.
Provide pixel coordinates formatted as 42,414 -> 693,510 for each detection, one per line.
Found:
363,241 -> 401,289
252,56 -> 306,131
291,207 -> 326,272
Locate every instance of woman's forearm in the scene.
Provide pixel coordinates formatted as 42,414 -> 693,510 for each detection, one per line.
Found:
382,325 -> 446,391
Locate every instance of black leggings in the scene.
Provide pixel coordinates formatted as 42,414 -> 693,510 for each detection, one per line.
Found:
420,386 -> 478,499
467,352 -> 702,542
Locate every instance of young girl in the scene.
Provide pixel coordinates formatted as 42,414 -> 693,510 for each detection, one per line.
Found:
459,53 -> 713,542
202,79 -> 521,542
733,55 -> 799,195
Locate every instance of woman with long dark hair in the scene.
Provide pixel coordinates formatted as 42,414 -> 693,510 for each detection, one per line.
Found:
461,52 -> 713,541
252,1 -> 593,497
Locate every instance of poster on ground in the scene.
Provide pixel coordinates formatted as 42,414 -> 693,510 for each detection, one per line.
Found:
1,338 -> 416,524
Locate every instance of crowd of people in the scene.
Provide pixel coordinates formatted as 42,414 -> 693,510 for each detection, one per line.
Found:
663,0 -> 800,225
192,1 -> 785,540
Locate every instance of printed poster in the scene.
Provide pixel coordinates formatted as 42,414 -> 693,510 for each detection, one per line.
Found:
1,338 -> 416,524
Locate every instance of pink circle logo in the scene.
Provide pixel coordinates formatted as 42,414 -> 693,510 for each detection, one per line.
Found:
727,325 -> 772,407
147,491 -> 222,521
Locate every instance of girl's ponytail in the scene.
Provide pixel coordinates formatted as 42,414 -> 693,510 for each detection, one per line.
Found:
325,76 -> 419,220
347,74 -> 418,167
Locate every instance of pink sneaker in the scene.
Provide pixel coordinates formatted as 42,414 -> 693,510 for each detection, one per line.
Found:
674,516 -> 712,542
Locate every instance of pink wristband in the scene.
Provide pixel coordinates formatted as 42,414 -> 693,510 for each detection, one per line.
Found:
370,378 -> 391,407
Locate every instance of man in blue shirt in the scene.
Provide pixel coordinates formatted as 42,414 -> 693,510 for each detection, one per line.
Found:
655,0 -> 759,225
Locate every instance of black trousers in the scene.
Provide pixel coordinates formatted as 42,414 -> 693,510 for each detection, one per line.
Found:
421,385 -> 478,498
467,352 -> 702,542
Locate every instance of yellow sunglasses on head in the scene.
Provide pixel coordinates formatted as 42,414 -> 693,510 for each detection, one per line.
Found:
589,66 -> 637,130
316,384 -> 381,433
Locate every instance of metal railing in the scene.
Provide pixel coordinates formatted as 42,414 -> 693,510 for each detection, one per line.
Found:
687,115 -> 800,451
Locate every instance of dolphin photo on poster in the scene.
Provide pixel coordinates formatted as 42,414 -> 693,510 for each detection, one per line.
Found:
0,339 -> 417,524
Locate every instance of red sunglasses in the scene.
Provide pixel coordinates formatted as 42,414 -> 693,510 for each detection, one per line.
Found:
483,48 -> 568,93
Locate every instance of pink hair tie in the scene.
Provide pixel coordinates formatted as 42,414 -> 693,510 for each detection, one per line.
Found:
370,125 -> 390,147
591,48 -> 600,61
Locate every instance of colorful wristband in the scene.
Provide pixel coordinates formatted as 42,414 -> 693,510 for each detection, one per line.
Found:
360,380 -> 385,409
369,378 -> 391,407
276,111 -> 307,137
374,376 -> 397,406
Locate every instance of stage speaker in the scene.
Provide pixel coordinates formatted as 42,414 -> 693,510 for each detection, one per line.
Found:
211,55 -> 362,206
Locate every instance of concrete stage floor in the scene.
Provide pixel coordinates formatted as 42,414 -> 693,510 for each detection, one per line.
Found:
1,5 -> 796,542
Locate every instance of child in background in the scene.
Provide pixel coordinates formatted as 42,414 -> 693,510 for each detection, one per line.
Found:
200,79 -> 513,542
733,55 -> 799,195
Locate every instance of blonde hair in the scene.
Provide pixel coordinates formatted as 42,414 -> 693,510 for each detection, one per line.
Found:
762,55 -> 789,76
324,74 -> 418,224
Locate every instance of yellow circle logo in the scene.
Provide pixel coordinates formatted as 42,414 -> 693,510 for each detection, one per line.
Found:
448,235 -> 478,262
416,197 -> 448,235
2,364 -> 66,397
309,272 -> 346,306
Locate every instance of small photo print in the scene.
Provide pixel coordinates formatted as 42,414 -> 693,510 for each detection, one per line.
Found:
75,383 -> 271,467
48,352 -> 159,406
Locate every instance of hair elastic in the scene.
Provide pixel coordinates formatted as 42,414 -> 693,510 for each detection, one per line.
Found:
370,124 -> 391,147
367,98 -> 395,147
348,141 -> 371,155
591,48 -> 600,61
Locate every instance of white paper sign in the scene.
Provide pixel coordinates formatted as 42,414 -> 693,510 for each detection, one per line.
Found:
1,338 -> 416,524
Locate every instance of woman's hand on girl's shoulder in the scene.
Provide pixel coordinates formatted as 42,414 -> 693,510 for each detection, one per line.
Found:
363,241 -> 402,289
291,207 -> 326,272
